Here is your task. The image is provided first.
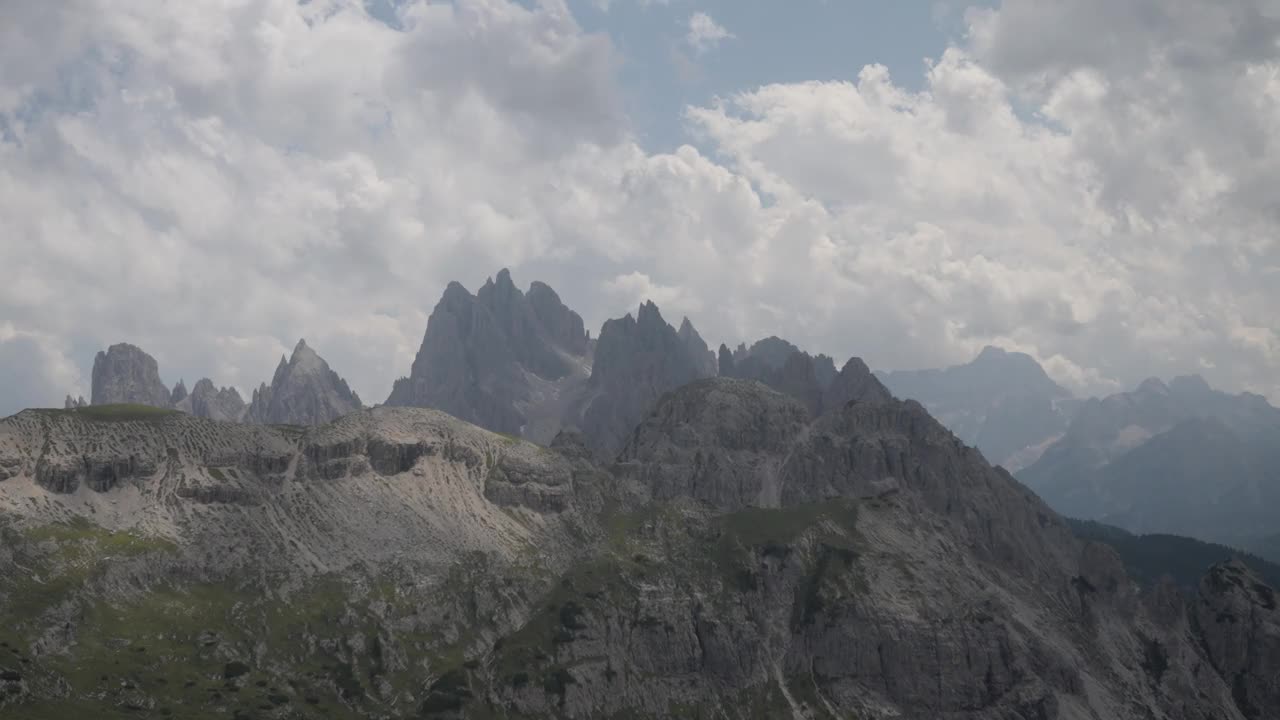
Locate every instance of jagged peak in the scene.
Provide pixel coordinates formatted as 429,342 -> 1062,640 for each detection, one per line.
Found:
636,300 -> 665,327
441,280 -> 473,302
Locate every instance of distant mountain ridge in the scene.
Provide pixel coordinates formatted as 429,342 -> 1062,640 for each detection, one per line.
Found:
85,339 -> 361,426
877,346 -> 1080,469
1020,375 -> 1280,553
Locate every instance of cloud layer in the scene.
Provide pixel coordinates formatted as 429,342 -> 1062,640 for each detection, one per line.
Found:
1,0 -> 1278,416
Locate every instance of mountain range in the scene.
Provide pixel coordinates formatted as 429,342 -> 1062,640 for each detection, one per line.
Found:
876,346 -> 1080,471
67,270 -> 1280,562
1017,375 -> 1280,557
10,268 -> 1280,716
84,339 -> 362,427
3,368 -> 1277,718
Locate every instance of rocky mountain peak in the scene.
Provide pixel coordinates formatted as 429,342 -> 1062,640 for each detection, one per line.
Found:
170,379 -> 188,405
244,340 -> 361,426
823,356 -> 892,411
716,343 -> 735,376
286,338 -> 325,375
386,271 -> 594,443
578,300 -> 716,457
718,336 -> 857,417
877,345 -> 1078,469
174,378 -> 247,422
676,316 -> 717,378
90,342 -> 173,408
526,280 -> 589,356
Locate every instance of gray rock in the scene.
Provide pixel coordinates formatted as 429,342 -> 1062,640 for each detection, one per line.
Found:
721,340 -> 884,418
170,379 -> 188,406
90,343 -> 172,408
175,378 -> 247,422
716,344 -> 735,377
1,370 -> 1273,719
576,301 -> 716,458
677,317 -> 718,378
1193,562 -> 1280,719
244,339 -> 361,425
386,270 -> 592,444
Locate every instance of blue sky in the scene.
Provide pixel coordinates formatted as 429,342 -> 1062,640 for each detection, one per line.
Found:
568,0 -> 988,151
3,0 -> 1279,414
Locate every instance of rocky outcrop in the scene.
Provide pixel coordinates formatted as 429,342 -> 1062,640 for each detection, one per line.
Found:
170,380 -> 188,406
576,301 -> 716,458
677,317 -> 717,378
1193,562 -> 1280,718
823,356 -> 893,411
62,395 -> 86,410
175,378 -> 247,422
878,346 -> 1080,470
720,340 -> 885,418
716,344 -> 735,376
244,339 -> 361,426
90,343 -> 172,408
386,270 -> 593,444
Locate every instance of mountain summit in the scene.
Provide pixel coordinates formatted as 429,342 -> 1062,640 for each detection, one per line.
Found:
877,346 -> 1078,469
385,270 -> 718,455
90,343 -> 173,408
385,269 -> 594,443
244,339 -> 362,425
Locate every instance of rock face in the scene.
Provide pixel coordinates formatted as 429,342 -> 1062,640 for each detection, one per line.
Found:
720,339 -> 883,417
0,377 -> 1275,718
175,378 -> 247,422
1019,375 -> 1280,550
677,317 -> 718,378
62,395 -> 86,409
244,339 -> 361,426
90,343 -> 173,408
878,346 -> 1080,470
575,301 -> 716,457
1193,562 -> 1280,719
385,269 -> 593,444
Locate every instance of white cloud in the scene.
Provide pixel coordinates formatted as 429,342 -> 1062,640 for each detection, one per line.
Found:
2,0 -> 1280,418
685,11 -> 733,55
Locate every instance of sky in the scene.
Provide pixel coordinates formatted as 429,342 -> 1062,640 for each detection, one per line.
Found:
1,0 -> 1279,417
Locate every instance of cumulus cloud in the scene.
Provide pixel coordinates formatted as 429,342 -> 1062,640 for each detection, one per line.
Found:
685,12 -> 734,55
1,0 -> 1279,418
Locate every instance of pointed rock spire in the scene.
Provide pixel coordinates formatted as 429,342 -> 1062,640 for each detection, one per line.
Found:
245,340 -> 361,425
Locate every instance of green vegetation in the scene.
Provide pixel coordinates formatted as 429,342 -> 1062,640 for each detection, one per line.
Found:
2,499 -> 870,719
0,519 -> 510,719
1068,518 -> 1280,592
